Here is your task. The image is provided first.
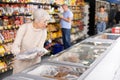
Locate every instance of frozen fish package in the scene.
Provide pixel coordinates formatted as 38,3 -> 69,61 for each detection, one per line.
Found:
27,64 -> 86,80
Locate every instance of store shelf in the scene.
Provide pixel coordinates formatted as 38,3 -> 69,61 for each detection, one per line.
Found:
0,2 -> 51,5
0,52 -> 12,57
69,5 -> 84,7
0,26 -> 19,31
0,2 -> 33,4
49,13 -> 58,15
73,18 -> 82,21
71,31 -> 81,34
0,14 -> 31,17
72,11 -> 82,13
0,66 -> 13,74
0,39 -> 14,44
48,22 -> 60,24
72,25 -> 79,28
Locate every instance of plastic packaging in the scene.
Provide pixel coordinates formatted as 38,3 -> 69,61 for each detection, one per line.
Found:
15,48 -> 49,60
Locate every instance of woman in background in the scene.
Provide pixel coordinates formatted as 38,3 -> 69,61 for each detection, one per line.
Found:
96,6 -> 108,34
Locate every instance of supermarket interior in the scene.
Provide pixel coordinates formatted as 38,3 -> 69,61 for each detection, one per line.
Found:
0,0 -> 120,80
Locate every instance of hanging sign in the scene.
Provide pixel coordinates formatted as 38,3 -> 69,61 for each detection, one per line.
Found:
107,0 -> 120,4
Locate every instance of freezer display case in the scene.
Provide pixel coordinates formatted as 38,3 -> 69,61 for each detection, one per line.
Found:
47,38 -> 113,66
78,37 -> 120,80
80,38 -> 114,47
21,63 -> 87,80
92,33 -> 120,40
3,73 -> 53,80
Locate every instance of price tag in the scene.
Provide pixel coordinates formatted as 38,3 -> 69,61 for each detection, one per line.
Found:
5,68 -> 7,71
1,54 -> 4,57
4,27 -> 7,30
1,69 -> 4,73
4,40 -> 6,43
6,13 -> 8,16
10,67 -> 13,70
0,40 -> 2,44
8,52 -> 10,54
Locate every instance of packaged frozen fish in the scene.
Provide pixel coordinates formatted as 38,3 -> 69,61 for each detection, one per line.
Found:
26,64 -> 85,80
15,48 -> 49,60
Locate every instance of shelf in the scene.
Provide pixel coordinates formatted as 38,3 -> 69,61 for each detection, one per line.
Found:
71,30 -> 82,34
72,11 -> 82,13
48,22 -> 60,24
0,14 -> 31,17
0,26 -> 19,31
0,66 -> 13,74
72,25 -> 79,28
0,39 -> 14,44
71,32 -> 79,34
69,5 -> 84,7
3,39 -> 14,44
0,2 -> 51,5
0,2 -> 34,4
0,52 -> 12,57
73,19 -> 82,21
48,29 -> 59,33
51,37 -> 62,41
49,13 -> 58,15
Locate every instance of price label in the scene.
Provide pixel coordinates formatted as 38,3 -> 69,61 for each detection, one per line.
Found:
1,54 -> 4,57
1,69 -> 4,73
8,52 -> 10,54
4,27 -> 7,30
0,40 -> 2,44
5,68 -> 7,71
10,67 -> 13,70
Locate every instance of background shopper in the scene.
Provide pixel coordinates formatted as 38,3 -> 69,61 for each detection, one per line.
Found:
59,4 -> 73,49
115,9 -> 120,24
11,9 -> 50,74
95,6 -> 108,34
109,4 -> 116,27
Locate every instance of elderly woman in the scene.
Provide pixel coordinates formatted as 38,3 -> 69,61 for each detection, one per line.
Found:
11,9 -> 50,74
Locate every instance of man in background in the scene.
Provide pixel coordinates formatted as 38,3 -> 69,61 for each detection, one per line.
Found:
115,8 -> 120,24
109,4 -> 116,27
58,4 -> 73,49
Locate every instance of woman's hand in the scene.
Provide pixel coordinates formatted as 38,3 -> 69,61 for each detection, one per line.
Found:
37,53 -> 45,57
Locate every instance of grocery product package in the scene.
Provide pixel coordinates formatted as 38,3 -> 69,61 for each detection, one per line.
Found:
27,64 -> 81,80
15,48 -> 49,60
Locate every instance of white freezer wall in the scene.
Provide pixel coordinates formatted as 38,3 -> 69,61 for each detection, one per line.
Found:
83,37 -> 120,80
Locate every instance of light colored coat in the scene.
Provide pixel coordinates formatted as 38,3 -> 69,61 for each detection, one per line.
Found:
11,22 -> 47,74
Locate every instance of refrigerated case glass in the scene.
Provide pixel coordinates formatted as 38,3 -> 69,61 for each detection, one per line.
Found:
48,39 -> 113,66
80,38 -> 113,46
3,73 -> 53,80
93,33 -> 120,40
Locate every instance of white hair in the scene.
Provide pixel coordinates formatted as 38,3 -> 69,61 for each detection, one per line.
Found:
33,9 -> 50,22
